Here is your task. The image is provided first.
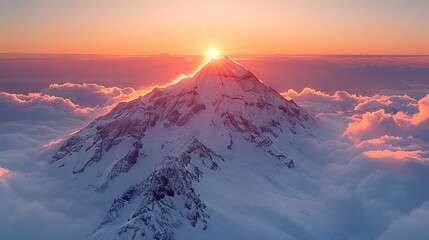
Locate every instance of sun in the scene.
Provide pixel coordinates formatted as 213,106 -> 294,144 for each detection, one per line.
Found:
207,48 -> 219,59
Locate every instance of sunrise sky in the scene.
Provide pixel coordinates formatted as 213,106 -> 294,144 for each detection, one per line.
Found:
1,0 -> 428,55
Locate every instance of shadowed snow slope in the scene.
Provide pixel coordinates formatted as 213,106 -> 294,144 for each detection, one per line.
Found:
51,57 -> 326,240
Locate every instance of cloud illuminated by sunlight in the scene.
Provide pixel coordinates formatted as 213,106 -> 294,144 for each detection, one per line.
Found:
363,150 -> 429,162
43,138 -> 64,149
0,167 -> 9,177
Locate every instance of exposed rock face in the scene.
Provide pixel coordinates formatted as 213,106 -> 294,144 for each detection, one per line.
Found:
92,139 -> 223,240
51,57 -> 315,240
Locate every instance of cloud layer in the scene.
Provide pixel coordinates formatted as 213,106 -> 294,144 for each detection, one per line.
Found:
1,83 -> 428,239
0,83 -> 146,123
284,87 -> 429,162
282,87 -> 419,115
0,83 -> 138,239
284,87 -> 429,238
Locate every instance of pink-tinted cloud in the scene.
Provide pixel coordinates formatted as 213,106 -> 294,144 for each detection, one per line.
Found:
43,138 -> 63,149
357,135 -> 427,151
357,135 -> 404,148
0,167 -> 9,177
363,150 -> 428,162
284,87 -> 429,165
336,94 -> 429,164
344,109 -> 400,142
343,94 -> 429,142
354,135 -> 429,163
411,94 -> 429,125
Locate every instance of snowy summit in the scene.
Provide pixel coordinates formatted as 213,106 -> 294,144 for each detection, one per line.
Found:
51,56 -> 320,240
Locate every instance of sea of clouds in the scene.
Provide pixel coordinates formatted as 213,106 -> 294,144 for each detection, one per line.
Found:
1,82 -> 429,239
282,87 -> 429,239
0,83 -> 146,239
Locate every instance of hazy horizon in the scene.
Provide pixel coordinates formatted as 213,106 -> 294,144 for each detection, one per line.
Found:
1,53 -> 428,100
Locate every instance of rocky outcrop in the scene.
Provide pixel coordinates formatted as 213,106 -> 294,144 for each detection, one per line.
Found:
90,139 -> 223,240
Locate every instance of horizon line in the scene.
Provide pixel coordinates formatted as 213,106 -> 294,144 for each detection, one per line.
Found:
1,52 -> 429,58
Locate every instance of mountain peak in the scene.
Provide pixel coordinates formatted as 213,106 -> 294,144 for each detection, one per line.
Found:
193,56 -> 254,80
51,57 -> 315,240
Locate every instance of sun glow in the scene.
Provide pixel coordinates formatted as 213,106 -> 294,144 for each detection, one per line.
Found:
207,48 -> 219,59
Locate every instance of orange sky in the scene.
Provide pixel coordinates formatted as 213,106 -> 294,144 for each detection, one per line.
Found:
1,0 -> 428,55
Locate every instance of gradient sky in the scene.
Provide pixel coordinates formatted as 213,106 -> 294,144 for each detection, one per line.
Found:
1,0 -> 428,55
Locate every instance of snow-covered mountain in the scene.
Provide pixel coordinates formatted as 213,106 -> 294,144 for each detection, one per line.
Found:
51,57 -> 325,240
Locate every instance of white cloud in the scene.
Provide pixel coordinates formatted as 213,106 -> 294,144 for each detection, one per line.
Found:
376,201 -> 429,240
282,87 -> 420,115
40,83 -> 145,108
317,141 -> 429,239
0,169 -> 103,240
281,88 -> 364,113
0,118 -> 107,240
0,83 -> 146,123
